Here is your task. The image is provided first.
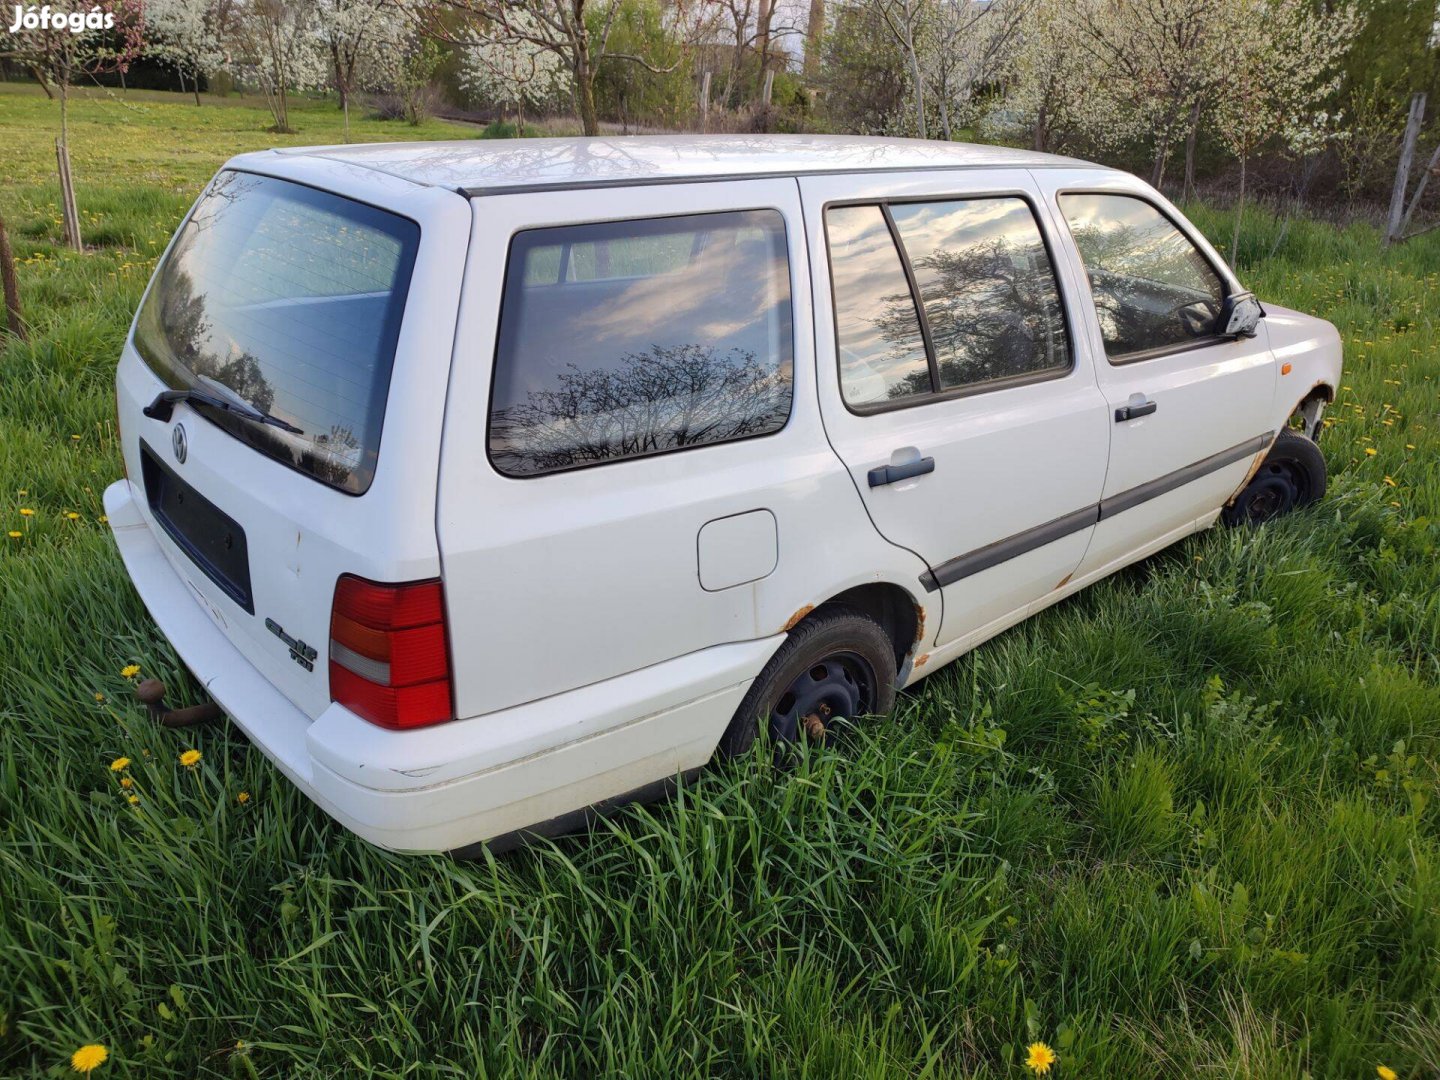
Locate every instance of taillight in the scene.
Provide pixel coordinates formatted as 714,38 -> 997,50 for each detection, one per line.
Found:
329,575 -> 454,730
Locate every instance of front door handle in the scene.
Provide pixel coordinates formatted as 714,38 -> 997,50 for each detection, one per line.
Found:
868,455 -> 935,487
1115,394 -> 1158,422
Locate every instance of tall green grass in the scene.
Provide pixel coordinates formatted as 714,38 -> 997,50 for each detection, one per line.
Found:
3,85 -> 1440,1076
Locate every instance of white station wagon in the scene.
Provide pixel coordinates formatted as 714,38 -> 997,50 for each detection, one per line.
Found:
105,136 -> 1341,854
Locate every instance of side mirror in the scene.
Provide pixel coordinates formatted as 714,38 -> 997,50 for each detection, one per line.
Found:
1220,291 -> 1263,338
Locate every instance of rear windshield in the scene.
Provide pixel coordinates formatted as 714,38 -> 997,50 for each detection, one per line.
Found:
133,171 -> 419,494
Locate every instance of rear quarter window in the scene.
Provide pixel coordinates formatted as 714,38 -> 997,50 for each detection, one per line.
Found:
488,210 -> 794,478
132,171 -> 419,494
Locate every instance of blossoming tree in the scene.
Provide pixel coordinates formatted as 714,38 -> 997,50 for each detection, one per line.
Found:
459,12 -> 573,133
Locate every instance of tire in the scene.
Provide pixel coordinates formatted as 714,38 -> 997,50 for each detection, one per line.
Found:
1222,429 -> 1327,527
717,605 -> 897,759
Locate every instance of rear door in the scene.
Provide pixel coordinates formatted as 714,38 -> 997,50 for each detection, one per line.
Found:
1039,175 -> 1277,577
800,170 -> 1110,648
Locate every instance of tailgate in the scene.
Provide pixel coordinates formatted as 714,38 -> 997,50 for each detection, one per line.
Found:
113,161 -> 470,721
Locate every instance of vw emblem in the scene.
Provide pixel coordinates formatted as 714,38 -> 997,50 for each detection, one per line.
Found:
171,423 -> 188,464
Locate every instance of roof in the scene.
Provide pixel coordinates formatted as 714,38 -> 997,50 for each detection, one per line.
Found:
271,134 -> 1095,196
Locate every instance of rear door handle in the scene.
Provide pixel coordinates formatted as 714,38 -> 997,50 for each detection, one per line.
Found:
1115,395 -> 1158,422
868,455 -> 935,487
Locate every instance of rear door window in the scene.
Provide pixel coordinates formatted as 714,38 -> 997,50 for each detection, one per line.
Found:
826,204 -> 933,406
826,196 -> 1070,410
488,210 -> 793,477
888,198 -> 1069,390
133,171 -> 419,494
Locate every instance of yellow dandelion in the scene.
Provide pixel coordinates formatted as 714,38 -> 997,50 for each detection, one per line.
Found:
1377,1067 -> 1398,1080
1364,447 -> 1378,456
1025,1042 -> 1057,1074
70,1043 -> 108,1073
237,791 -> 251,804
99,515 -> 108,524
70,434 -> 81,441
17,489 -> 27,496
19,507 -> 34,517
127,794 -> 140,805
94,692 -> 105,702
7,531 -> 19,539
109,757 -> 130,772
65,512 -> 79,520
120,777 -> 133,789
179,749 -> 201,767
1383,476 -> 1397,487
120,664 -> 140,679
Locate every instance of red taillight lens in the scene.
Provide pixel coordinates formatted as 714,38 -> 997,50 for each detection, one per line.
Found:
329,575 -> 453,730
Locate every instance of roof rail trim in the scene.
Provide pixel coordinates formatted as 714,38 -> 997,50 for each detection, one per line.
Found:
456,160 -> 1086,198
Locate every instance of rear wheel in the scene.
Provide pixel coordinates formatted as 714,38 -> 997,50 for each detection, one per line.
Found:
1222,429 -> 1327,526
717,606 -> 897,759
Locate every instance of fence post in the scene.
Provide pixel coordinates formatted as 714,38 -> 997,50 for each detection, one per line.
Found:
700,70 -> 711,132
1387,92 -> 1426,245
55,138 -> 83,252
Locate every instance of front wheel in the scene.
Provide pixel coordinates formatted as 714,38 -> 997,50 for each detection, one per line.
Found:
717,606 -> 897,759
1222,429 -> 1327,526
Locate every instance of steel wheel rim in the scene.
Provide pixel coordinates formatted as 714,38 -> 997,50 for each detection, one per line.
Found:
1242,461 -> 1303,523
769,650 -> 876,743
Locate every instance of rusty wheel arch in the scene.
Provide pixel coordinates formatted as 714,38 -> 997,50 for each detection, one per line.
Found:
782,583 -> 923,674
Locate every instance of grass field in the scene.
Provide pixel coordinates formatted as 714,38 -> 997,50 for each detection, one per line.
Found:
2,83 -> 1439,1078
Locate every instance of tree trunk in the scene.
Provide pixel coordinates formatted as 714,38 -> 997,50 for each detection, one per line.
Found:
343,93 -> 351,143
804,0 -> 825,80
29,65 -> 54,99
901,1 -> 926,140
1182,99 -> 1201,203
1032,99 -> 1048,152
193,69 -> 202,106
757,0 -> 773,89
0,212 -> 27,342
576,59 -> 599,136
1230,153 -> 1247,267
1387,92 -> 1427,244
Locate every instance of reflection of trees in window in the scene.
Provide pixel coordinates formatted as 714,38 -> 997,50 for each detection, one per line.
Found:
1066,217 -> 1222,357
491,344 -> 790,475
914,237 -> 1064,389
870,234 -> 1065,399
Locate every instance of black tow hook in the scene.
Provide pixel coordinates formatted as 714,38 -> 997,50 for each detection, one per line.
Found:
135,678 -> 223,728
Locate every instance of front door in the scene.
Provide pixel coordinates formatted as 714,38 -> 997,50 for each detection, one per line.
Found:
801,171 -> 1111,648
1039,178 -> 1278,579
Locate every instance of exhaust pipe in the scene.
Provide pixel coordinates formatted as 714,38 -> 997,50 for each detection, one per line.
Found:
134,678 -> 223,728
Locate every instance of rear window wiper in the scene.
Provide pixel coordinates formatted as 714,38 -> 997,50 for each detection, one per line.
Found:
143,388 -> 303,435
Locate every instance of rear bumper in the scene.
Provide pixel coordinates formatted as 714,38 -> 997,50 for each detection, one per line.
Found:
104,478 -> 776,853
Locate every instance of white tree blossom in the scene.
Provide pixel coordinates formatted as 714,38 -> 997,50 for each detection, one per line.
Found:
221,0 -> 328,133
1208,0 -> 1362,259
143,0 -> 227,105
315,0 -> 409,139
458,11 -> 573,126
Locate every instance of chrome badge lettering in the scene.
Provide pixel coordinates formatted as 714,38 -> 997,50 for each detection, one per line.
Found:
266,618 -> 317,672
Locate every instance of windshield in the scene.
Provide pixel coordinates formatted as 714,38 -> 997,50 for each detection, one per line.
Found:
133,171 -> 420,494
